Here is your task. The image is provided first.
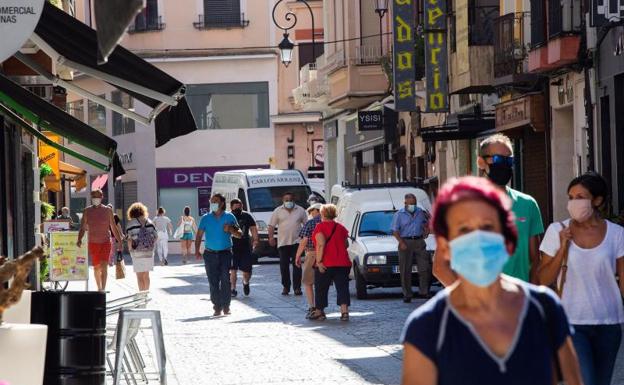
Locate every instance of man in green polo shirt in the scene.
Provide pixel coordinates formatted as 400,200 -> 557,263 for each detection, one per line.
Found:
433,134 -> 544,284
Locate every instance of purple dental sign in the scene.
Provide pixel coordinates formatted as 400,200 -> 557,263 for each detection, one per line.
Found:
157,166 -> 267,188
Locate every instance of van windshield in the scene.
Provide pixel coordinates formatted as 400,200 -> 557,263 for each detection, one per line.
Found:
248,186 -> 312,212
359,211 -> 395,236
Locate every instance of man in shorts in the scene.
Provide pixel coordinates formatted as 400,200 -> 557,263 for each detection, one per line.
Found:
229,199 -> 258,297
295,203 -> 322,318
76,189 -> 123,291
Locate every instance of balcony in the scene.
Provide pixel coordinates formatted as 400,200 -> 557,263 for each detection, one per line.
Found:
319,45 -> 388,109
449,1 -> 498,94
193,13 -> 250,30
292,63 -> 330,111
528,0 -> 581,72
493,13 -> 538,86
128,15 -> 166,33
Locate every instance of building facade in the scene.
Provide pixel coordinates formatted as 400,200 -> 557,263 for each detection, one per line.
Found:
69,0 -> 280,224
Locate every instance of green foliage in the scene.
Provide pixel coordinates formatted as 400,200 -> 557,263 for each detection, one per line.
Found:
39,255 -> 49,283
40,163 -> 53,180
41,202 -> 55,220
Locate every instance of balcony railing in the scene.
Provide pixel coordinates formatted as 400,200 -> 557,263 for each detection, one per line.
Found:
354,45 -> 383,65
468,1 -> 499,45
494,13 -> 528,78
193,13 -> 250,30
548,0 -> 581,38
128,15 -> 166,33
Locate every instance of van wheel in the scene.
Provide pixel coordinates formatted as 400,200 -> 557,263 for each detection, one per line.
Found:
355,265 -> 368,300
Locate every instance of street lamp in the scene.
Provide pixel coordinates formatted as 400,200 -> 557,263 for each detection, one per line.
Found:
375,0 -> 389,55
272,0 -> 315,68
278,33 -> 295,67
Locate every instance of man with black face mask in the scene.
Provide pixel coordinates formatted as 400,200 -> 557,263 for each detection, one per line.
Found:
433,134 -> 544,284
229,199 -> 258,297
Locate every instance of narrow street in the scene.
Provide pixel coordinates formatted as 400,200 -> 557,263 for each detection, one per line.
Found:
97,255 -> 624,385
102,256 -> 420,385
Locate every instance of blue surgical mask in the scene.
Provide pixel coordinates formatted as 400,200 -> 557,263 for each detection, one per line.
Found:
449,230 -> 509,287
284,201 -> 295,209
210,203 -> 220,212
407,204 -> 416,213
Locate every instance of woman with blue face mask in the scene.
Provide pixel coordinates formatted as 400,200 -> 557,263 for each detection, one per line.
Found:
400,176 -> 583,385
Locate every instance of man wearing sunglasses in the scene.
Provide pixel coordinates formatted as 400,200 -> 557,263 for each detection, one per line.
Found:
433,134 -> 544,284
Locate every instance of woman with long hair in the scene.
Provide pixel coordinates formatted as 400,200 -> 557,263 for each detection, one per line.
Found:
178,206 -> 197,264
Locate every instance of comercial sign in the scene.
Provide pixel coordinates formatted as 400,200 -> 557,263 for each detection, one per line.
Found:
0,0 -> 45,63
197,187 -> 211,216
358,111 -> 383,131
38,131 -> 61,191
424,0 -> 449,112
157,166 -> 266,188
591,0 -> 624,27
392,0 -> 416,111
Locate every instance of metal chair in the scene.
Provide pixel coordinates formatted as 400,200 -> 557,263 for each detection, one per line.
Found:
112,309 -> 167,385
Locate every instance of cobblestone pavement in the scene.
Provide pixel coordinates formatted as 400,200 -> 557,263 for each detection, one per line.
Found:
96,255 -> 624,385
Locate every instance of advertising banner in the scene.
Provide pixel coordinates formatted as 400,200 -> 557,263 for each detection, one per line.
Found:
424,0 -> 449,112
49,231 -> 89,281
358,111 -> 383,131
43,219 -> 70,234
392,0 -> 416,111
197,187 -> 212,216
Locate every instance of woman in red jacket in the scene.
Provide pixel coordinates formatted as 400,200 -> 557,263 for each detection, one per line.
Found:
310,204 -> 352,321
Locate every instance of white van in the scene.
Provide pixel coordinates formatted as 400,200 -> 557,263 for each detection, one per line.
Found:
211,169 -> 312,258
331,183 -> 436,299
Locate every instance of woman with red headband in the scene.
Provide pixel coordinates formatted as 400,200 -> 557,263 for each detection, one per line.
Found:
400,176 -> 582,385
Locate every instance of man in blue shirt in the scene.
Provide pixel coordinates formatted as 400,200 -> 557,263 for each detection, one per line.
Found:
391,193 -> 431,302
195,193 -> 241,316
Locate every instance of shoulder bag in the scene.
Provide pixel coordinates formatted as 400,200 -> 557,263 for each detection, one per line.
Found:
555,221 -> 570,298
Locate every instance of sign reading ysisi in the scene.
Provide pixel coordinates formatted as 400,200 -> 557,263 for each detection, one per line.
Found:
392,0 -> 416,111
0,0 -> 44,63
424,0 -> 449,112
358,111 -> 383,131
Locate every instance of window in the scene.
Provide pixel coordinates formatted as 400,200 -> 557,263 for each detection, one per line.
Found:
468,0 -> 498,46
131,0 -> 164,33
186,82 -> 270,129
67,99 -> 84,121
196,0 -> 248,29
358,211 -> 395,236
530,0 -> 546,47
247,186 -> 312,212
298,42 -> 325,69
111,91 -> 135,136
88,96 -> 106,133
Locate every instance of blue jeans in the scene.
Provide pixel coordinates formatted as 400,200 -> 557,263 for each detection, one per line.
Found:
203,250 -> 232,310
572,324 -> 622,385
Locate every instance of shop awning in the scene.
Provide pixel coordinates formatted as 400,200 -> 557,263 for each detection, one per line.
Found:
421,114 -> 496,142
29,2 -> 197,147
0,74 -> 124,177
59,161 -> 86,176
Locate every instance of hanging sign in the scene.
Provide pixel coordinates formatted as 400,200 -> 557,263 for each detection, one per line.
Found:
358,111 -> 383,131
49,231 -> 89,281
424,0 -> 449,112
0,0 -> 45,63
591,0 -> 624,27
392,0 -> 416,111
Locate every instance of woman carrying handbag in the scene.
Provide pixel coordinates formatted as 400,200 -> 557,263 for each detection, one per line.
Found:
539,172 -> 624,385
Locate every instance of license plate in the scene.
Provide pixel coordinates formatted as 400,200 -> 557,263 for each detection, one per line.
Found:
392,266 -> 419,273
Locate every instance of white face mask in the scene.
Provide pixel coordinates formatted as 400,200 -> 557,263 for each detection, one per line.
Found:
92,198 -> 102,206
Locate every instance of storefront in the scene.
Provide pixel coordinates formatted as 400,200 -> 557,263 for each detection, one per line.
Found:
156,166 -> 266,221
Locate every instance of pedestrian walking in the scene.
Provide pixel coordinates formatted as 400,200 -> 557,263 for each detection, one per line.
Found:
268,192 -> 307,296
109,213 -> 125,266
76,189 -> 123,291
295,203 -> 323,318
195,193 -> 241,316
401,176 -> 582,385
177,206 -> 197,264
126,203 -> 158,291
229,199 -> 259,297
309,204 -> 352,322
433,134 -> 544,285
153,207 -> 173,266
538,172 -> 624,385
391,193 -> 431,302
